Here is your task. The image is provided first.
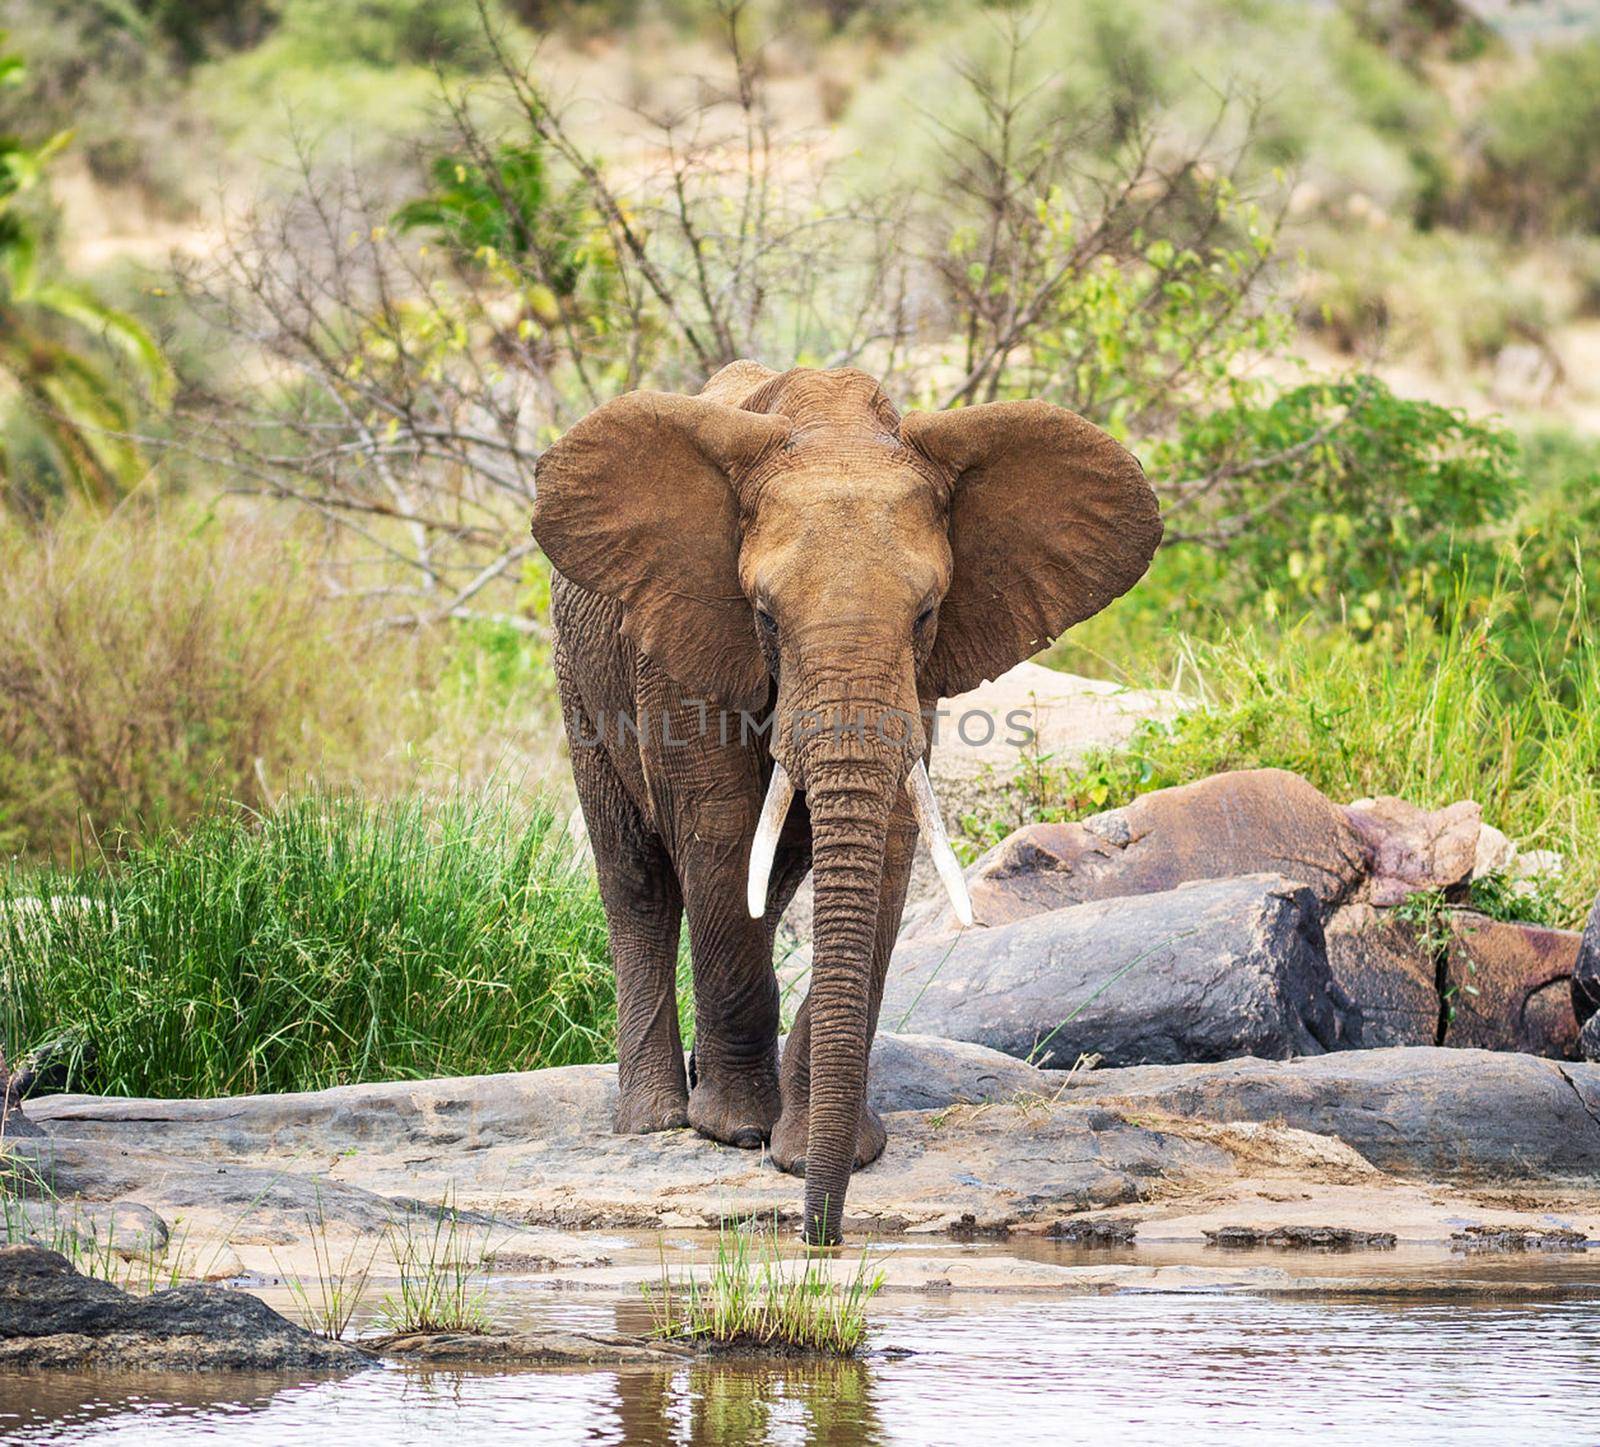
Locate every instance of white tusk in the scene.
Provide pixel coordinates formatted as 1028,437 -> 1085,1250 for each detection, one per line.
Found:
747,763 -> 795,919
904,760 -> 974,928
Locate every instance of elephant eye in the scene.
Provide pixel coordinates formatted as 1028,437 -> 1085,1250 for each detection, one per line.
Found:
915,605 -> 936,633
757,608 -> 778,638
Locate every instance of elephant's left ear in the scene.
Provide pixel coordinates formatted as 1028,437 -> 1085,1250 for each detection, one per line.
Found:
901,400 -> 1162,700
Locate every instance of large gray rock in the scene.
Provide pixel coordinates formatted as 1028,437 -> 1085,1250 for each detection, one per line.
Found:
1057,1047 -> 1600,1182
0,1245 -> 369,1371
882,874 -> 1357,1069
906,769 -> 1370,940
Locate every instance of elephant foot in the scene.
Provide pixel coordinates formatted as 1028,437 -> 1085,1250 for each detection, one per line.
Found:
768,1101 -> 886,1178
688,1068 -> 781,1150
613,1082 -> 690,1135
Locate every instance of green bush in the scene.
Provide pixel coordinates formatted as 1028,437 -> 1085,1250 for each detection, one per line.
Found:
1300,227 -> 1551,374
2,790 -> 629,1097
849,0 -> 1446,218
1155,377 -> 1520,627
273,0 -> 499,70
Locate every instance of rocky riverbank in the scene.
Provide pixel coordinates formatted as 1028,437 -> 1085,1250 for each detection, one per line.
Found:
5,761 -> 1598,1370
13,1034 -> 1600,1265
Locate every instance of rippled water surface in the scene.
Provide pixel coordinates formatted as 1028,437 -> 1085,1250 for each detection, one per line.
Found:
7,1279 -> 1600,1446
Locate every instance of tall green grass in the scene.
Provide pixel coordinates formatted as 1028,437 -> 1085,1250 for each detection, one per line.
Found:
1,790 -> 620,1097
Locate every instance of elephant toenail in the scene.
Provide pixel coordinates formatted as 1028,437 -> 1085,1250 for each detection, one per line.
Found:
732,1128 -> 764,1149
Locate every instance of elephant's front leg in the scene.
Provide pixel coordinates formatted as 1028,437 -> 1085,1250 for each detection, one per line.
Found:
770,802 -> 918,1177
678,834 -> 786,1148
566,719 -> 689,1135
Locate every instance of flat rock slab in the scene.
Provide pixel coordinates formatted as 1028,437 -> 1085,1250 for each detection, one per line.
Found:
884,875 -> 1354,1067
4,1136 -> 409,1233
28,1104 -> 1236,1240
28,1033 -> 1039,1160
26,1035 -> 1232,1239
0,1245 -> 368,1372
463,1246 -> 1600,1302
22,1037 -> 1600,1278
1058,1046 -> 1600,1182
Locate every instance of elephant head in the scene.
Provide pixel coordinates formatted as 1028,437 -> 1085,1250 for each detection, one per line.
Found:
531,365 -> 1161,1243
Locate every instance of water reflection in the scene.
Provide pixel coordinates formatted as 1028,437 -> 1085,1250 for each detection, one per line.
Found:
0,1371 -> 314,1437
6,1291 -> 1600,1445
615,1358 -> 880,1446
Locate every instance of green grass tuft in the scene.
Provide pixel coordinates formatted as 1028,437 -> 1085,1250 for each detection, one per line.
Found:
649,1219 -> 884,1357
376,1193 -> 494,1336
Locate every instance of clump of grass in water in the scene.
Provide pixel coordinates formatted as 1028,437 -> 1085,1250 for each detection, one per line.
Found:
2,787 -> 627,1097
377,1195 -> 492,1335
649,1218 -> 884,1356
272,1189 -> 379,1340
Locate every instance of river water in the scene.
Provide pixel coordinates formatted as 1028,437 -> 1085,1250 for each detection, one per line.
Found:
5,1250 -> 1600,1445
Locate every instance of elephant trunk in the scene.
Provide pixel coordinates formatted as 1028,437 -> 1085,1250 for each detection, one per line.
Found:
799,762 -> 896,1246
753,642 -> 966,1246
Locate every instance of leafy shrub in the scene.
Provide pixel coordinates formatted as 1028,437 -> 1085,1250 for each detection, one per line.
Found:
0,34 -> 173,509
1156,377 -> 1520,627
1300,227 -> 1551,373
131,1 -> 279,65
272,0 -> 501,70
392,138 -> 622,339
850,0 -> 1446,219
2,789 -> 623,1097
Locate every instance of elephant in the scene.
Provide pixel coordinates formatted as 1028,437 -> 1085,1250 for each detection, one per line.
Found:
530,360 -> 1161,1244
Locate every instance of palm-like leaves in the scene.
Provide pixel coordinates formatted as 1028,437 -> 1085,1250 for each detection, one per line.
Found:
0,35 -> 173,508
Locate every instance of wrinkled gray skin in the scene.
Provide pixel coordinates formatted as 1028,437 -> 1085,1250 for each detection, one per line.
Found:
532,361 -> 1161,1243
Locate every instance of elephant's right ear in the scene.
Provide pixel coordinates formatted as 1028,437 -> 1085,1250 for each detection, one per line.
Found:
532,391 -> 790,710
